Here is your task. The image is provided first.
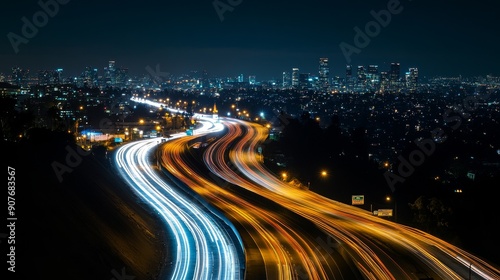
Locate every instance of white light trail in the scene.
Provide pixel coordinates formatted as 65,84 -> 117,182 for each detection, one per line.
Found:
114,106 -> 242,280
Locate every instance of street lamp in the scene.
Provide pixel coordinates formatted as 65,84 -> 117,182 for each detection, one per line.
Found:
281,172 -> 288,181
386,195 -> 397,222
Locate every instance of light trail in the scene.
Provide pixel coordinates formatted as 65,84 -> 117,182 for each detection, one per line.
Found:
130,98 -> 500,279
157,116 -> 349,280
130,98 -> 343,279
201,118 -> 398,278
130,96 -> 187,114
113,119 -> 243,280
206,117 -> 500,280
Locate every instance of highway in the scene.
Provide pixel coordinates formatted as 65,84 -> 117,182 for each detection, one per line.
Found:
113,119 -> 244,280
157,116 -> 364,280
127,98 -> 500,279
203,117 -> 500,280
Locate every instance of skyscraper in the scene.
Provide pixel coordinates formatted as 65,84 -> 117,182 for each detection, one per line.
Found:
380,71 -> 389,93
406,67 -> 418,91
367,65 -> 380,90
367,65 -> 379,77
299,73 -> 310,90
81,67 -> 98,87
356,65 -> 366,92
282,71 -> 291,89
292,68 -> 300,88
389,62 -> 401,90
248,75 -> 256,85
105,60 -> 116,86
346,65 -> 353,92
318,58 -> 329,92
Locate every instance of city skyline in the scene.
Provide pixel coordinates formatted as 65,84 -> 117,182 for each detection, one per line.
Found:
3,57 -> 497,84
1,0 -> 499,80
3,58 -> 427,81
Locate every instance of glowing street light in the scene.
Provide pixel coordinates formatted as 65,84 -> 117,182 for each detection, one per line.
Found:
281,172 -> 288,181
385,195 -> 397,222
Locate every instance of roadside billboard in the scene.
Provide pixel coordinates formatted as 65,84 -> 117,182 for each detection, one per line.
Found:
377,209 -> 393,217
352,195 -> 365,205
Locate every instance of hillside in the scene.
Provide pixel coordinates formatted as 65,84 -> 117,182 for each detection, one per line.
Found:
1,129 -> 169,280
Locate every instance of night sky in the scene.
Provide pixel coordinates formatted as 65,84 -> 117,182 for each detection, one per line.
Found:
1,0 -> 499,80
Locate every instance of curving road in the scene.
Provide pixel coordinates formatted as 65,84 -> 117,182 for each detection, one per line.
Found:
126,98 -> 500,279
113,119 -> 244,280
158,116 -> 362,280
205,117 -> 500,280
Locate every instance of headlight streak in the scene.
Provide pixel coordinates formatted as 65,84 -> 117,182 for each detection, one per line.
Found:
114,120 -> 241,280
208,118 -> 500,280
201,119 -> 396,279
130,98 -> 500,279
157,117 -> 340,280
